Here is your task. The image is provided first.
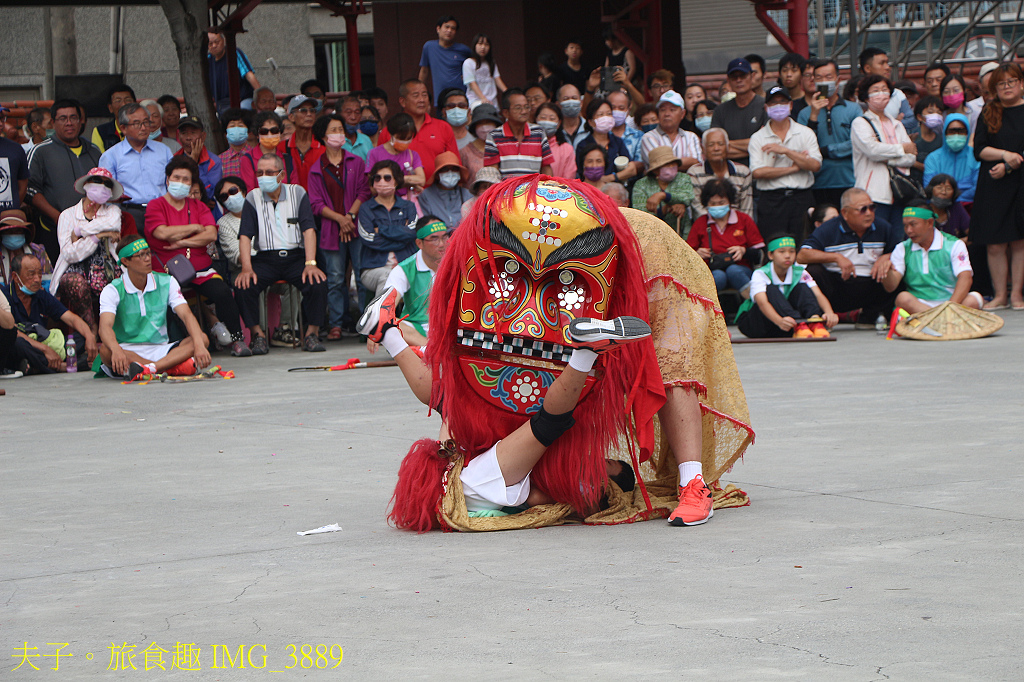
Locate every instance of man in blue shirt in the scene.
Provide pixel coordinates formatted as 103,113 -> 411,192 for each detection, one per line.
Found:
417,15 -> 472,106
99,103 -> 173,229
797,58 -> 862,208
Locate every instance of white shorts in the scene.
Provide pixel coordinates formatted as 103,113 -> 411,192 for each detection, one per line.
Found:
459,441 -> 531,512
918,292 -> 984,309
100,341 -> 179,377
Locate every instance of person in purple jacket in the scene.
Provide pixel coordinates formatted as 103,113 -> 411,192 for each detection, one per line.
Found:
308,114 -> 372,339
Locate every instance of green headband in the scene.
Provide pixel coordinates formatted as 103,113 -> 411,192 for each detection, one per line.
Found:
118,238 -> 149,260
416,220 -> 448,240
768,236 -> 796,251
903,206 -> 935,220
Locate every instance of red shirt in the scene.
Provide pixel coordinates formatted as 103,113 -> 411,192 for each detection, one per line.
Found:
144,196 -> 217,282
378,113 -> 458,186
686,210 -> 765,269
277,136 -> 324,189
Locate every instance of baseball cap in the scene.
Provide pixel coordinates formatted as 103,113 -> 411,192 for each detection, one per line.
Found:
727,58 -> 752,75
766,85 -> 792,103
657,90 -> 685,109
177,115 -> 204,131
287,96 -> 323,114
979,62 -> 1000,79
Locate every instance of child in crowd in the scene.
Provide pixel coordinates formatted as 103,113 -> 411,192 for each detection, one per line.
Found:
735,235 -> 838,338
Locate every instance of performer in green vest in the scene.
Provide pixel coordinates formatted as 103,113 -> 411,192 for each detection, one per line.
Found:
735,234 -> 839,338
97,235 -> 211,379
883,201 -> 984,314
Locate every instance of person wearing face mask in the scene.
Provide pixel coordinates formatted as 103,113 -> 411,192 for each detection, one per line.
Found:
240,111 -> 285,195
438,88 -> 474,151
145,156 -> 250,357
578,145 -> 610,188
797,58 -> 864,209
923,114 -> 980,204
357,160 -> 419,298
218,108 -> 254,179
460,104 -> 503,182
336,95 -> 373,162
607,90 -> 644,163
910,96 -> 945,185
925,174 -> 970,239
556,84 -> 588,148
49,168 -> 131,333
139,100 -> 181,154
533,102 -> 577,180
307,113 -> 372,339
693,100 -> 716,134
940,74 -> 976,124
359,105 -> 382,146
681,84 -> 708,134
631,146 -> 695,235
688,127 -> 754,218
0,211 -> 53,288
418,152 -> 472,229
686,179 -> 765,296
749,86 -> 822,241
367,113 -> 427,197
214,177 -> 254,280
850,75 -> 917,227
574,98 -> 637,184
633,104 -> 659,136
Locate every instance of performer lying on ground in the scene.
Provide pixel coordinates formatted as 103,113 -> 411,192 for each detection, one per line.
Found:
360,176 -> 754,532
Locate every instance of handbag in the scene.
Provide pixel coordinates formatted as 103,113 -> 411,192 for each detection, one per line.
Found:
865,118 -> 923,202
160,249 -> 197,286
706,223 -> 733,271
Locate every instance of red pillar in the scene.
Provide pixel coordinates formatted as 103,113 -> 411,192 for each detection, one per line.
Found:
788,0 -> 810,57
344,13 -> 361,92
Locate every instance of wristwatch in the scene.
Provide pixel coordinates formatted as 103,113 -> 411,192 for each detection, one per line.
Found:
348,212 -> 357,221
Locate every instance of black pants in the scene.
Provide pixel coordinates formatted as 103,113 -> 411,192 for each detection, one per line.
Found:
0,325 -> 17,371
188,276 -> 243,336
738,283 -> 822,338
235,251 -> 327,329
806,264 -> 895,323
757,188 -> 815,243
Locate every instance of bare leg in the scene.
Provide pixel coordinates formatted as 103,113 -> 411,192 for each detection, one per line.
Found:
895,291 -> 931,315
98,338 -> 197,374
398,321 -> 428,347
1010,239 -> 1024,306
660,386 -> 703,468
986,243 -> 1009,307
249,324 -> 266,338
304,324 -> 320,338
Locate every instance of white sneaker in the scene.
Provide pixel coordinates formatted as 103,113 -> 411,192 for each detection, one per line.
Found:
0,368 -> 23,379
210,321 -> 232,346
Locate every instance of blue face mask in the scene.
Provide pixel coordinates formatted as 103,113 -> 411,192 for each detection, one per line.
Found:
258,175 -> 281,194
2,234 -> 27,250
344,123 -> 359,136
695,115 -> 713,131
19,283 -> 36,296
167,181 -> 190,200
224,193 -> 246,214
446,107 -> 469,127
148,129 -> 162,140
707,205 -> 731,219
226,127 -> 249,146
640,123 -> 658,133
359,120 -> 379,136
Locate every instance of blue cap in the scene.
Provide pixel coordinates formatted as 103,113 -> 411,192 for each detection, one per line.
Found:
727,58 -> 752,75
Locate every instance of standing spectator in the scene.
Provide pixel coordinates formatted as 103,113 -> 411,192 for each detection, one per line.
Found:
364,87 -> 389,121
536,54 -> 561,96
533,103 -> 577,180
604,26 -> 637,79
910,96 -> 944,184
378,80 -> 459,187
647,69 -> 674,104
336,95 -> 373,161
681,83 -> 707,134
850,75 -> 916,227
693,99 -> 716,133
357,160 -> 418,297
631,146 -> 695,235
240,111 -> 283,194
686,178 -> 765,295
277,96 -> 324,189
235,153 -> 328,353
463,34 -> 507,111
438,88 -> 473,151
484,89 -> 553,178
749,86 -> 822,241
460,104 -> 501,181
158,95 -> 183,143
300,80 -> 327,103
940,73 -> 980,127
524,83 -> 551,121
792,61 -> 817,120
139,100 -> 181,154
797,58 -> 862,208
710,59 -> 768,165
418,15 -> 472,107
778,53 -> 807,116
27,99 -> 103,262
608,89 -> 644,162
0,210 -> 52,287
175,116 -> 222,201
252,87 -> 278,114
367,114 -> 426,197
308,113 -> 371,340
0,110 -> 29,212
969,62 -> 999,131
556,84 -> 588,148
745,54 -> 767,97
91,84 -> 135,152
207,27 -> 260,113
555,40 -> 588,94
575,98 -> 637,184
923,114 -> 979,202
418,152 -> 471,228
688,127 -> 753,217
858,47 -> 919,136
970,63 -> 1024,310
21,108 -> 53,156
219,108 -> 254,179
639,90 -> 702,169
98,103 -> 173,229
923,63 -> 950,97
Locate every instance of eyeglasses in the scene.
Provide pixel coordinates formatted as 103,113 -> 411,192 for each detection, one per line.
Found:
507,105 -> 530,113
259,127 -> 282,135
124,120 -> 150,129
294,108 -> 317,115
996,78 -> 1021,89
526,95 -> 547,104
851,204 -> 876,214
422,233 -> 449,244
130,250 -> 152,259
217,186 -> 241,202
372,174 -> 395,182
55,115 -> 81,124
255,170 -> 281,177
88,179 -> 114,189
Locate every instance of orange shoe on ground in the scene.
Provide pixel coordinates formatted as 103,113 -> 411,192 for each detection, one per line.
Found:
809,322 -> 830,338
668,474 -> 714,526
167,357 -> 196,376
792,322 -> 813,338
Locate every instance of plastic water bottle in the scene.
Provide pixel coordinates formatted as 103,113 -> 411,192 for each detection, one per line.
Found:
875,314 -> 888,336
65,335 -> 77,373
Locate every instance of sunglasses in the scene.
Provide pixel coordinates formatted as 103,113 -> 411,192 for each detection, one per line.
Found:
259,127 -> 282,135
372,174 -> 395,182
852,204 -> 876,214
217,186 -> 241,202
89,179 -> 114,189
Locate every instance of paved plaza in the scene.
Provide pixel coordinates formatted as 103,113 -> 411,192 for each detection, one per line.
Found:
2,315 -> 1022,680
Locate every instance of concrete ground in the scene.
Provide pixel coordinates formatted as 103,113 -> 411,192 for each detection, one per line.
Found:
2,315 -> 1022,681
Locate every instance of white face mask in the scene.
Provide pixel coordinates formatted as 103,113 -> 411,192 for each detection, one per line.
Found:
438,171 -> 461,189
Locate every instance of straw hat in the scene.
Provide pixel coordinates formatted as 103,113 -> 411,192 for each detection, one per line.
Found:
895,301 -> 1004,340
73,167 -> 124,200
472,166 -> 501,192
431,151 -> 469,185
646,146 -> 682,174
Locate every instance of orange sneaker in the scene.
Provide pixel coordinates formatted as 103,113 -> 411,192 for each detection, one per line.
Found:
809,322 -> 830,338
792,322 -> 813,339
668,474 -> 714,526
167,357 -> 196,376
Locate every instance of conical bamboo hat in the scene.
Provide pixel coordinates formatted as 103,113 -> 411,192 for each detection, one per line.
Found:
895,301 -> 1004,340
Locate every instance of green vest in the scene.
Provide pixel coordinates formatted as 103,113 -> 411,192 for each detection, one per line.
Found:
398,253 -> 434,336
902,235 -> 958,302
735,263 -> 806,320
111,273 -> 172,345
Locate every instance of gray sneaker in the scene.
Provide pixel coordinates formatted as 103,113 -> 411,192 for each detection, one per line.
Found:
250,335 -> 270,355
302,334 -> 326,352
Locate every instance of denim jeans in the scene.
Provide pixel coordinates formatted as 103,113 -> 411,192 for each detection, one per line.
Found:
319,239 -> 362,329
711,263 -> 753,292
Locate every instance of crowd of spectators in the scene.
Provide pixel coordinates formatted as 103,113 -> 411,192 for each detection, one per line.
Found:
1,16 -> 1021,377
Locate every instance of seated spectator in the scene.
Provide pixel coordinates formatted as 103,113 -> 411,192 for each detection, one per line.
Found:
98,103 -> 174,229
336,94 -> 373,161
601,181 -> 629,208
485,89 -> 553,178
1,250 -> 97,374
21,107 -> 53,155
608,89 -> 643,162
735,235 -> 837,339
240,111 -> 284,193
578,145 -> 609,188
378,215 -> 450,347
687,127 -> 753,217
438,87 -> 473,151
460,166 -> 500,221
682,83 -> 708,134
219,108 -> 254,179
158,94 -> 183,143
97,235 -> 210,379
797,188 -> 901,326
0,286 -> 19,378
925,174 -> 970,239
1,210 -> 52,287
923,114 -> 979,203
533,102 -> 576,180
367,113 -> 426,197
883,201 -> 983,313
235,153 -> 328,354
92,84 -> 135,152
556,84 -> 587,147
575,98 -> 637,184
911,96 -> 944,184
631,146 -> 694,235
634,103 -> 658,133
49,168 -> 131,332
686,178 -> 765,295
806,203 -> 839,241
378,79 -> 459,187
693,99 -> 716,133
175,116 -> 222,201
307,113 -> 371,339
253,87 -> 278,114
460,104 -> 501,181
640,90 -> 702,170
357,160 -> 418,297
145,156 -> 249,357
418,152 -> 472,229
140,99 -> 181,153
214,176 -> 251,279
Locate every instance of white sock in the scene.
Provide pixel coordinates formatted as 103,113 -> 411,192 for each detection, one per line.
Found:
381,327 -> 409,358
567,348 -> 598,373
678,461 -> 702,485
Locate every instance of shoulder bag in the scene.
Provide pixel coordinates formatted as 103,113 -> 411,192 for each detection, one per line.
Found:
864,117 -> 923,202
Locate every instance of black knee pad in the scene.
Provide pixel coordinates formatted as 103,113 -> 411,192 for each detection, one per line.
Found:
529,406 -> 576,447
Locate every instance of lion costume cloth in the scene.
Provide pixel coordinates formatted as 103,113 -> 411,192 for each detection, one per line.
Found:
388,177 -> 754,532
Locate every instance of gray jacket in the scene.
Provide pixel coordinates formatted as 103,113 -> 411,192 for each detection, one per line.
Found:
27,136 -> 103,216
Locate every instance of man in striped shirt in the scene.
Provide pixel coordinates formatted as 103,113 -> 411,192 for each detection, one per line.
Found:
484,89 -> 553,178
